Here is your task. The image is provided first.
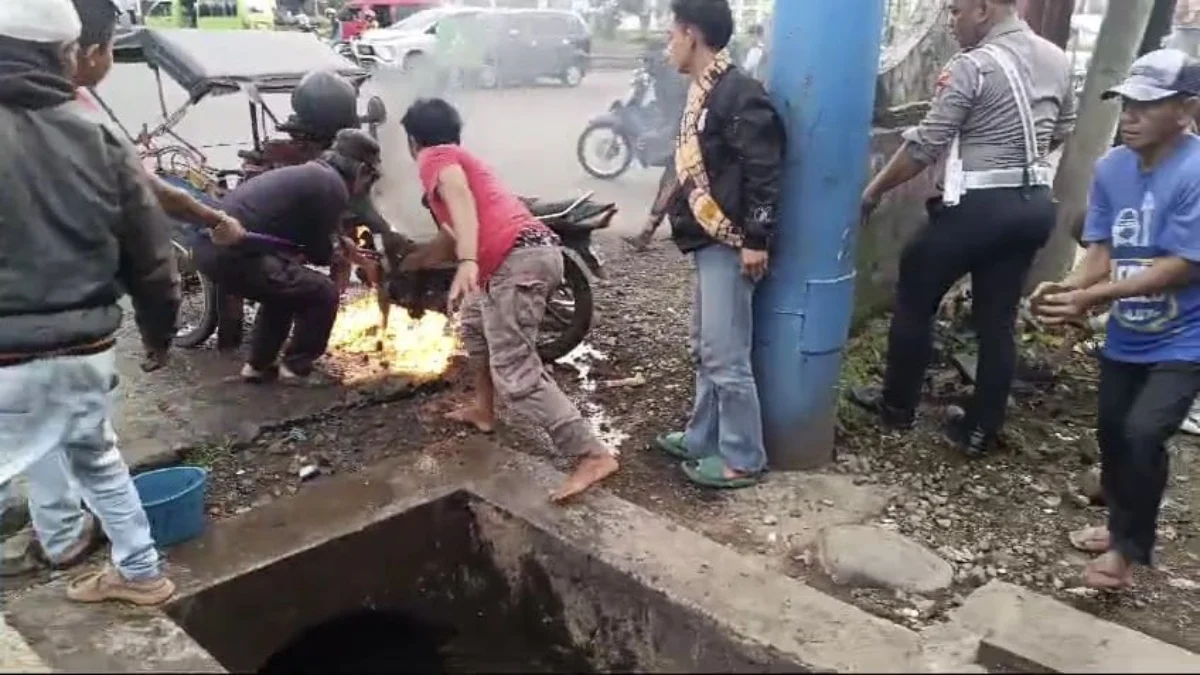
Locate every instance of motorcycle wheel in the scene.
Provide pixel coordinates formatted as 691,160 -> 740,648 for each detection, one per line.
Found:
174,253 -> 219,349
537,252 -> 593,363
576,121 -> 634,180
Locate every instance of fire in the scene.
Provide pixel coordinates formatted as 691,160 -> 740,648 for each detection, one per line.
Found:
328,295 -> 459,380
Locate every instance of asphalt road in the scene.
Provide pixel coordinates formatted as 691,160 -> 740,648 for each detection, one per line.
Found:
96,65 -> 660,238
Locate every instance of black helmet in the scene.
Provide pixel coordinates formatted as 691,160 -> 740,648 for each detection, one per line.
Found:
290,70 -> 359,140
322,128 -> 382,182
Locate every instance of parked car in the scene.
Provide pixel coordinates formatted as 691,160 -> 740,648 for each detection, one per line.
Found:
357,5 -> 480,71
358,6 -> 591,88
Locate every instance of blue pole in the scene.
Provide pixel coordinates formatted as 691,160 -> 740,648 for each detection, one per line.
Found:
754,0 -> 887,470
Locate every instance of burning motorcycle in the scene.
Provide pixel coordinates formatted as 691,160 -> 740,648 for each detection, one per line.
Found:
576,60 -> 675,180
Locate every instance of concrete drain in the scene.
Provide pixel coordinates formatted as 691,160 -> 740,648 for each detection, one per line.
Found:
6,447 -> 928,673
166,491 -> 794,673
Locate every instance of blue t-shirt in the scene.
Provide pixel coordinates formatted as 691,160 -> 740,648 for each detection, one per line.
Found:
1082,135 -> 1200,363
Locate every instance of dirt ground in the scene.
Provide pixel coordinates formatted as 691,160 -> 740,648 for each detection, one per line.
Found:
183,234 -> 1200,654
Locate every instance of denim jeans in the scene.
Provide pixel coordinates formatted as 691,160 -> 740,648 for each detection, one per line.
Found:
0,450 -> 88,565
683,244 -> 767,474
0,349 -> 160,581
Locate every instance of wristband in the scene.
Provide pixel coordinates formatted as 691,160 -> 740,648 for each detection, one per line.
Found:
458,258 -> 477,265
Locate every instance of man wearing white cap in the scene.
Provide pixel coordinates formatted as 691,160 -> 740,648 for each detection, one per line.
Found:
0,0 -> 177,604
1034,49 -> 1200,590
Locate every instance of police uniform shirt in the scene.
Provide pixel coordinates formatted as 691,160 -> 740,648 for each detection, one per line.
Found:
903,15 -> 1076,173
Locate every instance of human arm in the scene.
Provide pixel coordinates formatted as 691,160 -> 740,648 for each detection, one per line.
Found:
1039,175 -> 1200,321
435,164 -> 482,305
144,170 -> 245,245
109,133 -> 181,368
724,83 -> 785,251
1050,78 -> 1077,154
866,56 -> 977,206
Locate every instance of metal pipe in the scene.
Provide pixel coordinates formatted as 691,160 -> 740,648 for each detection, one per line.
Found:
752,0 -> 888,470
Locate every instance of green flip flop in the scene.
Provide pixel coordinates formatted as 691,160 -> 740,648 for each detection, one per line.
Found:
654,432 -> 700,460
681,456 -> 762,490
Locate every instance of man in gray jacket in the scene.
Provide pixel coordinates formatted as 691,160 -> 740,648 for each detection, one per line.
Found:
0,0 -> 178,605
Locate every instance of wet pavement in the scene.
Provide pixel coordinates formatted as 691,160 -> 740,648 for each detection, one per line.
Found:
97,65 -> 659,468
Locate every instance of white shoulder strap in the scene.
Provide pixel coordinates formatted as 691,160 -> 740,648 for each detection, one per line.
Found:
976,44 -> 1040,166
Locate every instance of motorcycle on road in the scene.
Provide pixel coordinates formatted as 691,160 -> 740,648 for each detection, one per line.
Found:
575,64 -> 675,180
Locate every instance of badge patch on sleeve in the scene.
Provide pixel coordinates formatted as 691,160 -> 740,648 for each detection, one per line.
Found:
751,205 -> 773,226
935,67 -> 952,95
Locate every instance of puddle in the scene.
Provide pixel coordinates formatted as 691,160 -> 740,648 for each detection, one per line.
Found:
558,344 -> 630,451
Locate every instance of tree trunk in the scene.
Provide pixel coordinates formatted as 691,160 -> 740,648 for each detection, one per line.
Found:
1026,0 -> 1156,289
1024,0 -> 1075,48
1139,0 -> 1179,54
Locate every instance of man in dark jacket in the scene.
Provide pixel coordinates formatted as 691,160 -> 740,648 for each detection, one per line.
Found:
650,0 -> 785,489
0,0 -> 178,605
196,129 -> 382,385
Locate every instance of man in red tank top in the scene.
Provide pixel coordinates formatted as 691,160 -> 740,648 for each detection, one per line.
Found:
399,98 -> 620,503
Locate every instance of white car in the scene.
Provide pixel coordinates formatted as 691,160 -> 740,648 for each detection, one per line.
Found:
357,6 -> 480,69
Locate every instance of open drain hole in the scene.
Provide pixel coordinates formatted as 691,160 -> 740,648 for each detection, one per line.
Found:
166,491 -> 800,673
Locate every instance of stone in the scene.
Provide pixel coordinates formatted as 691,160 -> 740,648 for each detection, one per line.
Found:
817,524 -> 954,594
952,581 -> 1200,673
1077,467 -> 1103,504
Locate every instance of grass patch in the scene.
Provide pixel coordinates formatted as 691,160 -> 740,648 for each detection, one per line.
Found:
182,439 -> 237,469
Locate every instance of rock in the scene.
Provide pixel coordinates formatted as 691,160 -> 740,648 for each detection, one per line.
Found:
817,524 -> 954,594
1077,467 -> 1103,504
1167,577 -> 1199,591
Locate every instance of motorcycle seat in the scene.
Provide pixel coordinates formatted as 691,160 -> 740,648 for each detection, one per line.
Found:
522,197 -> 617,230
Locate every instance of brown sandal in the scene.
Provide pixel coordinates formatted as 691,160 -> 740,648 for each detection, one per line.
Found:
1068,525 -> 1110,553
66,565 -> 176,606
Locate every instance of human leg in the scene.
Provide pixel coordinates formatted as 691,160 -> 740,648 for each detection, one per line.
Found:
685,244 -> 764,476
445,291 -> 496,433
1088,362 -> 1200,589
480,247 -> 617,501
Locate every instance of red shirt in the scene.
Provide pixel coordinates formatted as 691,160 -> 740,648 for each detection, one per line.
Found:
417,144 -> 540,282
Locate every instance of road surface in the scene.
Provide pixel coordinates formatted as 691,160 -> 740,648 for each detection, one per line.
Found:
95,64 -> 663,468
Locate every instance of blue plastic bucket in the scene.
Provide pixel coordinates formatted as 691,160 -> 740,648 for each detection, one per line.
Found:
133,466 -> 209,548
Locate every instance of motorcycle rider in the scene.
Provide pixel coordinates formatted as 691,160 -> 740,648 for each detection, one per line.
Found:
625,38 -> 690,251
196,129 -> 382,385
0,0 -> 179,604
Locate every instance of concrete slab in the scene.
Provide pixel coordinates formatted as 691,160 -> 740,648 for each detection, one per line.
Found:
0,614 -> 50,673
111,319 -> 424,470
6,439 -> 926,673
950,580 -> 1200,673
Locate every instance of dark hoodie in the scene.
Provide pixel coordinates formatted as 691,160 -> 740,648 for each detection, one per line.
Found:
0,37 -> 179,361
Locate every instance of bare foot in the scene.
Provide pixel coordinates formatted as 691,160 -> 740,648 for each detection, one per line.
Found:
1068,525 -> 1110,553
445,404 -> 496,434
1083,551 -> 1134,590
550,452 -> 619,503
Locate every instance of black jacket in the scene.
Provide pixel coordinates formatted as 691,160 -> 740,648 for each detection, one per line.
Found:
664,67 -> 785,253
0,41 -> 180,357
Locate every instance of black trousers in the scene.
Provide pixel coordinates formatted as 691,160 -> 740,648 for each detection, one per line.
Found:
882,186 -> 1055,436
198,248 -> 339,375
1098,358 -> 1200,564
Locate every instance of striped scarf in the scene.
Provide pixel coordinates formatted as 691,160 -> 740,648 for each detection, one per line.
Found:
673,49 -> 742,248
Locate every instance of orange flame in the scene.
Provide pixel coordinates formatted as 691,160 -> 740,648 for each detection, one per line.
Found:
328,295 -> 459,381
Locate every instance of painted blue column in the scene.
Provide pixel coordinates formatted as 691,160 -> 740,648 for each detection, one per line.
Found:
754,0 -> 888,470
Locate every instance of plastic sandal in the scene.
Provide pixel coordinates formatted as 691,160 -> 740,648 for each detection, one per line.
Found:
681,456 -> 762,490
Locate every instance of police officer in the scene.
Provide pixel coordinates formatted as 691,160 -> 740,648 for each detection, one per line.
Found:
850,0 -> 1076,457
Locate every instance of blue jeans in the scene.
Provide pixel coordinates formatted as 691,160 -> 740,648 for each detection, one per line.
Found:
0,349 -> 160,581
683,244 -> 767,474
0,450 -> 88,565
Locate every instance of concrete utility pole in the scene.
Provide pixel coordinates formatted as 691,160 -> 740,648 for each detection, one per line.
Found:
1032,0 -> 1155,282
754,0 -> 888,470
